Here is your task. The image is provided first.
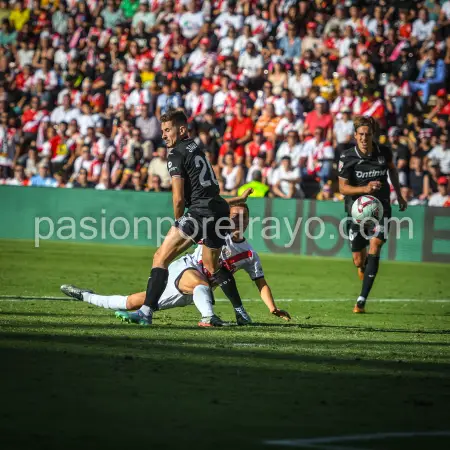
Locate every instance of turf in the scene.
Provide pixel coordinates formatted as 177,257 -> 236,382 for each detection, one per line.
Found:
0,239 -> 449,450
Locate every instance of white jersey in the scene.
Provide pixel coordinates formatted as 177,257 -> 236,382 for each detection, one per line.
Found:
157,236 -> 264,310
192,235 -> 264,281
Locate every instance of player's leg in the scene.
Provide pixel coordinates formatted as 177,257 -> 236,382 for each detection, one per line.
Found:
60,284 -> 129,310
353,247 -> 368,281
140,226 -> 194,320
202,245 -> 252,326
356,236 -> 383,310
176,269 -> 224,327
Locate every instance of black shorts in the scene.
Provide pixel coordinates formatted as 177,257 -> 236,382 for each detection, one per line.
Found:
174,201 -> 231,249
347,207 -> 392,252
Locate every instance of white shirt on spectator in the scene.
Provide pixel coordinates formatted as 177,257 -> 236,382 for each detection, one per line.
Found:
34,69 -> 58,91
427,146 -> 450,174
238,52 -> 264,78
126,88 -> 150,109
185,91 -> 212,116
179,11 -> 204,39
234,35 -> 260,55
244,15 -> 270,38
188,49 -> 215,75
73,156 -> 93,175
276,142 -> 303,166
50,106 -> 81,125
334,119 -> 354,144
215,12 -> 244,37
18,49 -> 34,68
271,165 -> 302,196
77,114 -> 97,136
301,138 -> 334,160
275,117 -> 304,137
273,97 -> 303,117
428,192 -> 449,207
54,49 -> 69,69
442,1 -> 450,20
411,19 -> 436,41
288,73 -> 312,99
218,36 -> 235,56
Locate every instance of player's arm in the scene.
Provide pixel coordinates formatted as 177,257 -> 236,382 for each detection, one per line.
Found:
388,160 -> 407,211
172,177 -> 185,220
226,188 -> 254,205
338,177 -> 380,196
168,152 -> 186,220
254,277 -> 291,320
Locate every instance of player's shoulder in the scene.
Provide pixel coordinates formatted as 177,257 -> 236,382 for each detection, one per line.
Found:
339,145 -> 358,160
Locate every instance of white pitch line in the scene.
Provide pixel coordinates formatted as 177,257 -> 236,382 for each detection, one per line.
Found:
0,296 -> 450,303
263,430 -> 450,447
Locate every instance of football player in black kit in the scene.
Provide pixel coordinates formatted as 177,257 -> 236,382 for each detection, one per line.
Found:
338,116 -> 408,313
127,109 -> 253,326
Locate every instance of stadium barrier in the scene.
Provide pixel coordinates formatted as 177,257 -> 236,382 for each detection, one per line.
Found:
1,186 -> 449,263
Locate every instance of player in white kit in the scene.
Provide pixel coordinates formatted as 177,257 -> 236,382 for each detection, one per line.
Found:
60,205 -> 291,325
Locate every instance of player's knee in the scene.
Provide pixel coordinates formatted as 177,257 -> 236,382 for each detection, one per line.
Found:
352,252 -> 364,268
369,239 -> 384,255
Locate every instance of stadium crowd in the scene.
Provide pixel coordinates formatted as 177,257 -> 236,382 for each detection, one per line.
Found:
0,0 -> 449,206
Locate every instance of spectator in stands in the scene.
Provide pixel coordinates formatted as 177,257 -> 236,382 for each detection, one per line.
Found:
147,146 -> 170,190
409,156 -> 428,203
220,152 -> 244,196
304,96 -> 333,141
409,47 -> 446,105
428,134 -> 450,175
271,155 -> 303,199
30,162 -> 57,187
428,176 -> 449,206
301,127 -> 334,187
333,106 -> 354,161
238,170 -> 270,198
276,130 -> 303,167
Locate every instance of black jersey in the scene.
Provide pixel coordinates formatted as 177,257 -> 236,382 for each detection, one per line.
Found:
167,138 -> 221,210
338,143 -> 393,214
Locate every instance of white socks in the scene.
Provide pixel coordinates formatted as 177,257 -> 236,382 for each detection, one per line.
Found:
82,292 -> 128,310
193,285 -> 214,317
357,296 -> 366,304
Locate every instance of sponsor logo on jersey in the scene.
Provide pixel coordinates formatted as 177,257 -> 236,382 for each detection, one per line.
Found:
378,156 -> 385,164
186,143 -> 197,152
168,162 -> 172,168
355,169 -> 387,179
169,166 -> 178,173
338,161 -> 344,172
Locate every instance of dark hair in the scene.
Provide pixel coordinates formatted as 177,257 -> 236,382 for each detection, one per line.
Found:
160,109 -> 188,127
353,116 -> 379,134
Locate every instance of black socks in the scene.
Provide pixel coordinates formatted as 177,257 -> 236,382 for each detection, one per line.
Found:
210,267 -> 243,308
360,255 -> 380,300
144,268 -> 169,310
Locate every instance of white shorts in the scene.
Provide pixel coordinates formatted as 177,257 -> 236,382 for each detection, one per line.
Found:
157,254 -> 201,310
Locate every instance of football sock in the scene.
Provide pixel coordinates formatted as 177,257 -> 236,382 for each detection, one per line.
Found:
83,293 -> 128,310
210,267 -> 243,308
193,285 -> 214,317
144,268 -> 169,311
360,254 -> 380,301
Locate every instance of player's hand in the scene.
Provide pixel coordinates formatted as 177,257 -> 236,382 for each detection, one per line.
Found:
239,188 -> 253,201
271,308 -> 291,321
365,181 -> 381,194
398,196 -> 408,212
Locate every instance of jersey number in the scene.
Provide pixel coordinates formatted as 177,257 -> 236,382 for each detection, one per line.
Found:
195,155 -> 219,187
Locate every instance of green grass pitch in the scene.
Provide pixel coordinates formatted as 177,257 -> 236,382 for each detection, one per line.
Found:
0,239 -> 449,450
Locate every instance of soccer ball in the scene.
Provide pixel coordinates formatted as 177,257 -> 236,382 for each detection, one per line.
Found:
351,195 -> 384,224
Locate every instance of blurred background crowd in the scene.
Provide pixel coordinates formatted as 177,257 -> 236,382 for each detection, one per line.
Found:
0,0 -> 449,207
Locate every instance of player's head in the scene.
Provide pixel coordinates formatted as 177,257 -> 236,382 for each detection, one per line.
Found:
353,116 -> 377,153
160,109 -> 189,149
230,204 -> 250,238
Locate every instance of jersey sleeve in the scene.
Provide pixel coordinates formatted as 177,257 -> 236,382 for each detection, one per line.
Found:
243,251 -> 265,281
338,151 -> 353,179
167,151 -> 186,178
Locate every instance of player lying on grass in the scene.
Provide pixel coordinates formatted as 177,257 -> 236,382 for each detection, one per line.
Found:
60,205 -> 291,325
338,116 -> 407,314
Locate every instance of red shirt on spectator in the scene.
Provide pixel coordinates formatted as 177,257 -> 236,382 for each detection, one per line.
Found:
304,111 -> 333,136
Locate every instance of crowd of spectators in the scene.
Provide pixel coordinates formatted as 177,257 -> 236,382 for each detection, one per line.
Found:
0,0 -> 449,207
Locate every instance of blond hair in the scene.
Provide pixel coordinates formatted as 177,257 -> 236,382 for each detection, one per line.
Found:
353,116 -> 379,135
